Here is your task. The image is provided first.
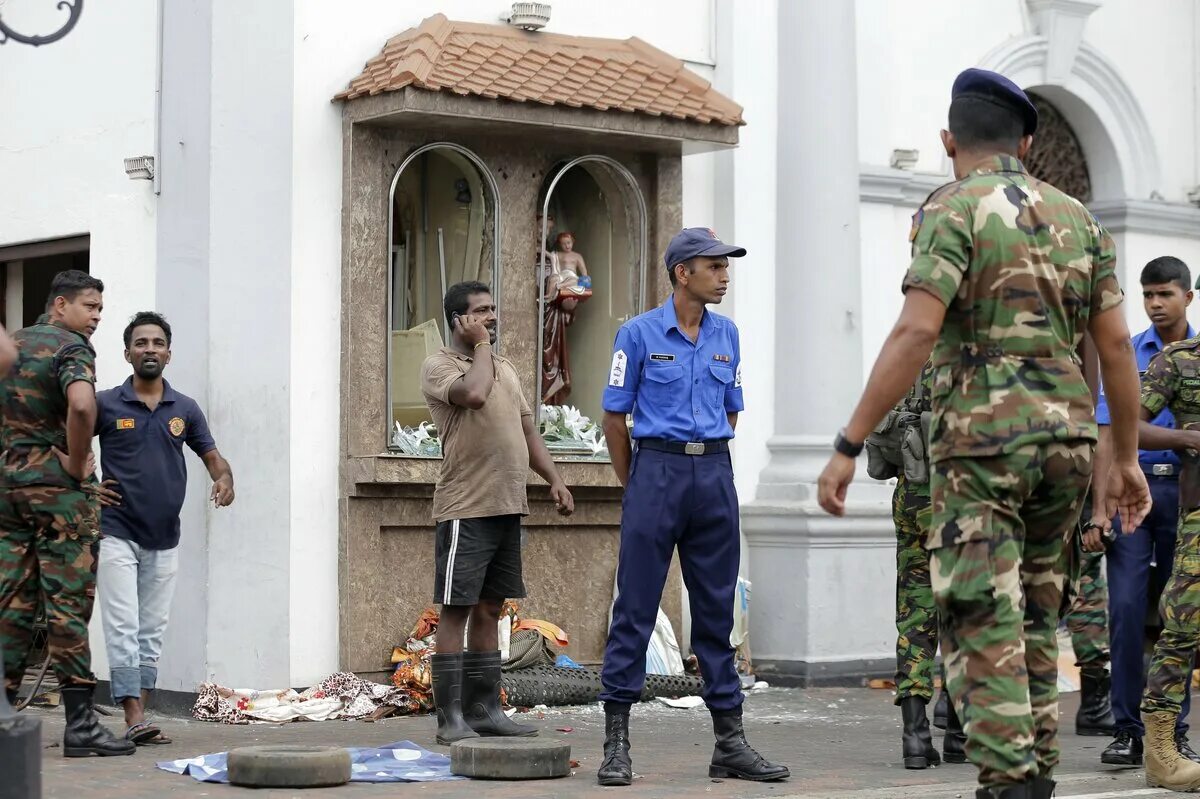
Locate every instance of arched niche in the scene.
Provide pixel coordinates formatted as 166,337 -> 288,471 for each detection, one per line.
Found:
386,143 -> 501,434
537,156 -> 648,430
977,37 -> 1160,201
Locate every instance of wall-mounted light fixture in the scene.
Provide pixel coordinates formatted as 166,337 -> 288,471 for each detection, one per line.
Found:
890,149 -> 919,170
124,156 -> 155,181
507,2 -> 551,31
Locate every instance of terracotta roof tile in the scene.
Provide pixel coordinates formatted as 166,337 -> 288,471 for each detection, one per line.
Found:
334,13 -> 743,126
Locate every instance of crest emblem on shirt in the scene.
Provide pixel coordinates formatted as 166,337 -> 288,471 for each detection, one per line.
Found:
168,417 -> 185,437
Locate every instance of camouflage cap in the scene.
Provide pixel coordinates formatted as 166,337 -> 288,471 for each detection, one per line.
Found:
951,68 -> 1038,136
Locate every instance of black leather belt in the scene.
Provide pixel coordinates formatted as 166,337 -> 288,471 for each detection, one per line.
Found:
1142,463 -> 1178,478
637,439 -> 729,455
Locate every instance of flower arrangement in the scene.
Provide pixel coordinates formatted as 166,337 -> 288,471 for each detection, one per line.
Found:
391,406 -> 608,459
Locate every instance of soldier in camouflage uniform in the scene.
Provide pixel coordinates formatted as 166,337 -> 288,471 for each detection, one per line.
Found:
1060,535 -> 1115,735
0,269 -> 134,757
868,363 -> 967,768
1133,338 -> 1200,789
818,69 -> 1151,799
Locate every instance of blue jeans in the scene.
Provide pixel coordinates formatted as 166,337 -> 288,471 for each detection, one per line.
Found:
1108,477 -> 1192,734
97,536 -> 179,702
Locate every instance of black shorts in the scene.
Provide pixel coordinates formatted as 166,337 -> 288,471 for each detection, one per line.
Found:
434,514 -> 526,606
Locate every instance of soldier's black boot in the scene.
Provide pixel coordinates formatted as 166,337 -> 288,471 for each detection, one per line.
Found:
430,653 -> 479,745
1075,668 -> 1115,736
943,695 -> 968,764
933,686 -> 949,730
461,650 -> 537,737
1031,775 -> 1056,798
900,696 -> 941,769
708,706 -> 790,781
61,683 -> 135,757
597,704 -> 633,786
1176,730 -> 1200,763
1100,729 -> 1143,765
974,784 -> 1033,798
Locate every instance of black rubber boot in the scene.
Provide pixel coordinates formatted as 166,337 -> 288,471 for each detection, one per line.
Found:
1075,669 -> 1116,736
461,650 -> 537,737
61,683 -> 136,757
975,784 -> 1033,798
597,704 -> 633,786
901,696 -> 941,769
708,706 -> 790,781
1031,775 -> 1056,798
943,694 -> 968,764
934,685 -> 949,730
430,653 -> 479,745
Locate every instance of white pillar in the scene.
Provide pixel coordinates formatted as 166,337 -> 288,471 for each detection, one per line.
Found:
741,0 -> 896,685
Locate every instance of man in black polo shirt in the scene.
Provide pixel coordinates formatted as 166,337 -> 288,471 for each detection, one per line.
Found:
94,311 -> 234,744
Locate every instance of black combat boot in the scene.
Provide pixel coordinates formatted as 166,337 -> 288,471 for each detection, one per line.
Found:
4,687 -> 17,707
1031,775 -> 1055,798
597,703 -> 633,786
61,683 -> 135,757
974,784 -> 1033,798
461,650 -> 537,737
900,696 -> 941,769
933,686 -> 949,730
943,694 -> 968,764
1100,729 -> 1143,766
430,652 -> 479,745
1075,669 -> 1116,736
1177,730 -> 1200,763
708,706 -> 790,781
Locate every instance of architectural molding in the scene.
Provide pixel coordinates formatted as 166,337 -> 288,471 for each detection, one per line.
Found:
1089,199 -> 1200,240
1026,0 -> 1102,83
978,36 -> 1161,200
859,165 -> 951,207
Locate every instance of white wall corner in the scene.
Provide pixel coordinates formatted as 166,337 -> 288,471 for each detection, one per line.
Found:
1026,0 -> 1102,84
859,164 -> 952,207
1089,199 -> 1200,240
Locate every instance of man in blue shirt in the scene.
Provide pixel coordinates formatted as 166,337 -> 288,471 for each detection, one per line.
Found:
594,228 -> 788,787
94,312 -> 234,745
1089,257 -> 1197,766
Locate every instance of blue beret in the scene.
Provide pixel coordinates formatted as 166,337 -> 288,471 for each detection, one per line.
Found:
951,68 -> 1038,136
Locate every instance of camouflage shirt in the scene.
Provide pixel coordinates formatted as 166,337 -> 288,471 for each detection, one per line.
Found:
902,155 -> 1122,462
1141,337 -> 1200,506
0,314 -> 97,488
897,361 -> 934,415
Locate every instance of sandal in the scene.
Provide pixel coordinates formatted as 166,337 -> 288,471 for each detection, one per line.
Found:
125,720 -> 161,744
140,730 -> 173,745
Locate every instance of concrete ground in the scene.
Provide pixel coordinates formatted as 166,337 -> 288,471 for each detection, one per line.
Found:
24,687 -> 1184,799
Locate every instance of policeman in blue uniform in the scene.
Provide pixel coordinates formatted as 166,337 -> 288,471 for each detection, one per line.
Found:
594,228 -> 789,787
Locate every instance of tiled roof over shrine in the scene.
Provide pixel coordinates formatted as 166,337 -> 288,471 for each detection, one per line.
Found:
335,13 -> 744,127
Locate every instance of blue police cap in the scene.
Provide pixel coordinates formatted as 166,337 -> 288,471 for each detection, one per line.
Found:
951,68 -> 1038,136
664,228 -> 747,270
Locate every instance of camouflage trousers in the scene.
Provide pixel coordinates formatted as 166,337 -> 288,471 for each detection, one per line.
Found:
1142,508 -> 1200,716
0,484 -> 101,691
1062,547 -> 1109,671
893,474 -> 938,704
930,442 -> 1092,787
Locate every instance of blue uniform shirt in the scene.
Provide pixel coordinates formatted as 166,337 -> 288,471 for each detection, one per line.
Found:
1095,323 -> 1196,470
96,378 -> 217,550
602,299 -> 743,441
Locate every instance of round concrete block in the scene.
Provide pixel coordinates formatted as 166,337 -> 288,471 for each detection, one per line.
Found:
227,744 -> 351,788
450,737 -> 571,780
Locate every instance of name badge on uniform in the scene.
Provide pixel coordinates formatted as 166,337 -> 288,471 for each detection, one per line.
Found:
116,419 -> 136,430
650,353 -> 675,362
713,354 -> 731,363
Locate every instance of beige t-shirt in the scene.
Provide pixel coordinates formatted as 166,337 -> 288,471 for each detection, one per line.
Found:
420,347 -> 533,523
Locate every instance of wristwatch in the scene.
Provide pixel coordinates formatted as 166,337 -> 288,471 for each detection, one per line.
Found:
833,428 -> 864,458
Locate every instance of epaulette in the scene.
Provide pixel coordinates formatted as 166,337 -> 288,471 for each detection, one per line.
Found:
1162,335 -> 1200,356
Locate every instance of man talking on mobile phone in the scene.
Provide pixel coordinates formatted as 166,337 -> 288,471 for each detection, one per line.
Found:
419,280 -> 574,745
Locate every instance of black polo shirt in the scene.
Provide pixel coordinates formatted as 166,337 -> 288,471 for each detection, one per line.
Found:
95,378 -> 217,550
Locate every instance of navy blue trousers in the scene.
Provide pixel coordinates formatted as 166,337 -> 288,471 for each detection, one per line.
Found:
1108,476 -> 1192,734
599,447 -> 743,711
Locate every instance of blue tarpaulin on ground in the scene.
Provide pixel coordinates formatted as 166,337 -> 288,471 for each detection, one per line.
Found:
157,739 -> 464,783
